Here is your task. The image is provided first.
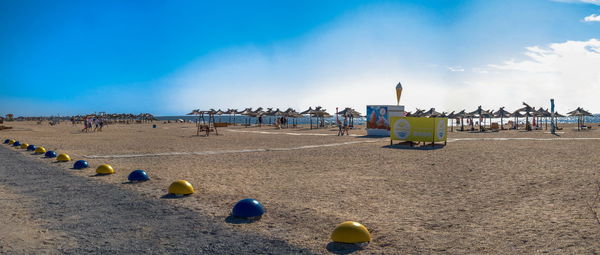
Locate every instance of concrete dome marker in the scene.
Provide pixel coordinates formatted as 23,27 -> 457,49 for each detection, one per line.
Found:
45,151 -> 57,158
168,180 -> 194,197
96,164 -> 115,175
128,169 -> 150,182
331,221 -> 371,244
73,160 -> 89,169
34,147 -> 46,154
231,198 -> 265,219
57,153 -> 71,162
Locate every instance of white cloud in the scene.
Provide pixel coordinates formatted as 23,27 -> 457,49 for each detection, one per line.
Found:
553,0 -> 600,5
466,39 -> 600,112
448,66 -> 465,72
584,14 -> 600,22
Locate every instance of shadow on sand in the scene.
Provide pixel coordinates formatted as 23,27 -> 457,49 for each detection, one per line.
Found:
160,193 -> 191,199
121,181 -> 144,185
325,242 -> 365,254
224,215 -> 261,225
352,135 -> 388,139
383,141 -> 445,150
90,173 -> 112,177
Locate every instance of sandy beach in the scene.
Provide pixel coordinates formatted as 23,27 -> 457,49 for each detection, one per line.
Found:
2,121 -> 600,254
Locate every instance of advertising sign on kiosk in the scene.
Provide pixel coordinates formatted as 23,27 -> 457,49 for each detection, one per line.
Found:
390,117 -> 448,146
366,105 -> 405,136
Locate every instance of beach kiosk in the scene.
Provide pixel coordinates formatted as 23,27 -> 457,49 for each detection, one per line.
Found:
366,82 -> 406,136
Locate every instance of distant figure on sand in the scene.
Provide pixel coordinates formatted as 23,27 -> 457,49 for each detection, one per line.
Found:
343,115 -> 350,136
81,117 -> 90,132
96,118 -> 105,131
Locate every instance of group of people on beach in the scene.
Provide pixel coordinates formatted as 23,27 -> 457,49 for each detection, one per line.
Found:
81,117 -> 105,132
337,115 -> 350,136
275,116 -> 288,129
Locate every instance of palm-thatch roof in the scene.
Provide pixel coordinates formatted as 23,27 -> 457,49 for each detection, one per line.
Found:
567,107 -> 593,116
300,107 -> 314,115
446,111 -> 456,119
409,108 -> 425,117
535,108 -> 552,117
453,110 -> 468,118
493,107 -> 511,118
423,108 -> 442,117
337,108 -> 362,117
469,106 -> 493,118
313,106 -> 331,117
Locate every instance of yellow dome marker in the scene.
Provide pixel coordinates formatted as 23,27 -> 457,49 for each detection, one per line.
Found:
34,146 -> 47,154
96,164 -> 115,175
20,143 -> 29,149
331,221 -> 371,244
8,139 -> 15,145
56,153 -> 71,162
168,180 -> 195,196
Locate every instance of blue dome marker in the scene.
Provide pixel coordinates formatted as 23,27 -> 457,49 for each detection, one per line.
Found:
128,169 -> 150,182
27,145 -> 36,151
45,150 -> 57,158
232,198 -> 265,219
13,141 -> 21,147
73,160 -> 89,169
3,139 -> 9,144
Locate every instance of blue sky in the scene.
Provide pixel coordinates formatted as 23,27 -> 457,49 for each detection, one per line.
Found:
1,0 -> 599,116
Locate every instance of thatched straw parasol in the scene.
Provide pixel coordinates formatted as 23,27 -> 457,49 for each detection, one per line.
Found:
313,106 -> 331,128
494,107 -> 511,130
453,110 -> 468,131
567,107 -> 593,130
514,102 -> 535,131
300,107 -> 316,129
535,108 -> 552,130
469,106 -> 493,131
446,111 -> 456,132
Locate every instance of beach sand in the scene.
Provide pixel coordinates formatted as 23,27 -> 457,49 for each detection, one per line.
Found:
2,121 -> 600,253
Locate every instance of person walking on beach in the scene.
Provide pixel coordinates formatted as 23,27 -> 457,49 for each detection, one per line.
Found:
337,118 -> 343,136
88,118 -> 94,132
343,115 -> 350,136
81,117 -> 89,132
98,118 -> 105,131
93,118 -> 101,132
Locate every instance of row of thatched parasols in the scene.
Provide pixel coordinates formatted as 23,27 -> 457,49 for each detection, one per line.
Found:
407,102 -> 593,131
187,107 -> 362,129
74,113 -> 156,124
